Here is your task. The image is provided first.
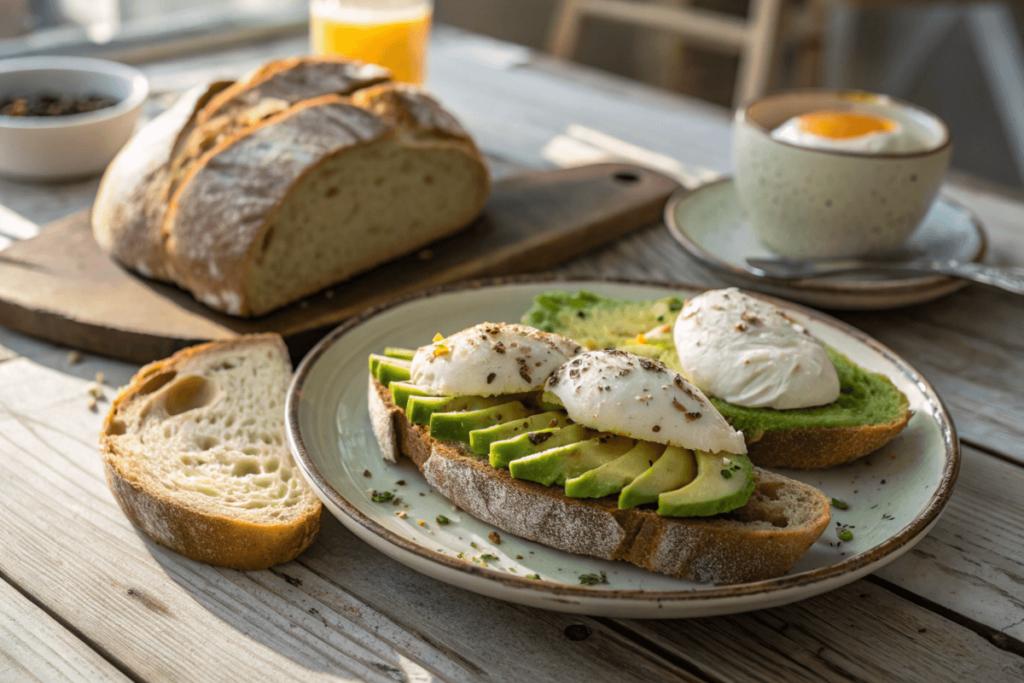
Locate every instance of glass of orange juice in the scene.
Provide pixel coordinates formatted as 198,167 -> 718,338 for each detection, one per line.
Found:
311,0 -> 433,84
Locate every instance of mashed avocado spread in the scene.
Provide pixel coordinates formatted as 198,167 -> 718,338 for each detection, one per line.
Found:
522,290 -> 908,435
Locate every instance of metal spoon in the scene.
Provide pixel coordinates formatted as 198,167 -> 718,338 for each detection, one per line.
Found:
745,257 -> 1024,295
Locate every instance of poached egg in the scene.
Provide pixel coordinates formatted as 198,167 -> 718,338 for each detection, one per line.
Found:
673,289 -> 840,410
544,349 -> 747,455
410,323 -> 582,397
770,109 -> 922,154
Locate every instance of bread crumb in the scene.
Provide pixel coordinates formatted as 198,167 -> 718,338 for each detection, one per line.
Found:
488,531 -> 501,545
94,372 -> 105,384
67,351 -> 82,364
87,397 -> 97,411
417,520 -> 426,527
395,511 -> 407,518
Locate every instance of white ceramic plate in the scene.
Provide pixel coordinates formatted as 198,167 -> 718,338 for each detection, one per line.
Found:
664,178 -> 986,310
287,278 -> 959,618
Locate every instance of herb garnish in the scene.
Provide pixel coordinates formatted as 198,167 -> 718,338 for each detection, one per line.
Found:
436,515 -> 450,525
831,498 -> 849,510
578,571 -> 608,586
371,490 -> 394,503
480,553 -> 496,560
837,529 -> 853,542
526,574 -> 540,580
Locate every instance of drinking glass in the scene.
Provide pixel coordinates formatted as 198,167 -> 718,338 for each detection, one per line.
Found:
311,0 -> 433,84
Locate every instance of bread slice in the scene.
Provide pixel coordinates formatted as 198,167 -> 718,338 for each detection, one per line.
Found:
369,376 -> 830,585
100,335 -> 321,570
746,408 -> 912,469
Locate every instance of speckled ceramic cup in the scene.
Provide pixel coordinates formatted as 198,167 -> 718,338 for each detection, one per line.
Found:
734,91 -> 951,258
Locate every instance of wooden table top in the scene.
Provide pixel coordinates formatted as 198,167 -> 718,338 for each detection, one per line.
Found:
2,25 -> 1023,683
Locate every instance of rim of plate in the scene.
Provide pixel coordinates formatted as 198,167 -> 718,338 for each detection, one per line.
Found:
286,274 -> 960,602
664,178 -> 987,294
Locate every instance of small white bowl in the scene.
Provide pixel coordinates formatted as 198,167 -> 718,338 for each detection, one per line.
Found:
734,91 -> 952,258
0,57 -> 148,181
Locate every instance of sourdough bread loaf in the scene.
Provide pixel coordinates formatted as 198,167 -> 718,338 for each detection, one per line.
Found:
100,334 -> 322,569
369,375 -> 831,585
93,57 -> 489,317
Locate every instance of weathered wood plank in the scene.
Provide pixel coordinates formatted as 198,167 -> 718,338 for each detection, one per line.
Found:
0,578 -> 130,683
0,353 -> 703,683
619,578 -> 1024,683
874,444 -> 1024,642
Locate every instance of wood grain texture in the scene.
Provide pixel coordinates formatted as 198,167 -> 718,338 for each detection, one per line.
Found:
0,578 -> 130,683
0,338 -> 1021,682
0,355 -> 701,683
0,163 -> 677,363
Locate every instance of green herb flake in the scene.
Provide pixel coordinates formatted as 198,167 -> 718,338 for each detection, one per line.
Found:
436,515 -> 450,525
831,498 -> 849,510
838,528 -> 854,542
509,568 -> 516,573
371,490 -> 394,503
470,541 -> 478,549
457,552 -> 464,559
515,554 -> 524,560
578,571 -> 609,586
720,469 -> 733,479
526,574 -> 540,580
480,553 -> 496,560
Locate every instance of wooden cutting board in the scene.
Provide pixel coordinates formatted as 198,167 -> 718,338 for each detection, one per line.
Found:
0,162 -> 678,363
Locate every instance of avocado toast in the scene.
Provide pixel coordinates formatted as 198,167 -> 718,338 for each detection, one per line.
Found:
523,290 -> 911,469
367,323 -> 830,585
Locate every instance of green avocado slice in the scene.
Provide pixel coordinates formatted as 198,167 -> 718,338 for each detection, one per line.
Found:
384,347 -> 416,361
369,354 -> 411,377
389,382 -> 435,412
469,411 -> 572,455
407,395 -> 510,425
429,402 -> 534,444
374,359 -> 412,388
618,446 -> 697,510
658,451 -> 755,517
509,435 -> 635,486
564,440 -> 666,499
489,423 -> 595,469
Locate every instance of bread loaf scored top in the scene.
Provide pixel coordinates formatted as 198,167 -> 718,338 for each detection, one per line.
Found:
93,57 -> 490,317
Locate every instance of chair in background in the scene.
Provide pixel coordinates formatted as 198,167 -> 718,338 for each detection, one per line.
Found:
546,0 -> 826,106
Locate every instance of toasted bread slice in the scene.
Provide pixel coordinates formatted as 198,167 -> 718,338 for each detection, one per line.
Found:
369,376 -> 830,585
100,335 -> 321,570
745,408 -> 912,469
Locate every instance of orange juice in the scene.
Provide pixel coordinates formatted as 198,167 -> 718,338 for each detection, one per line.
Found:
311,0 -> 432,84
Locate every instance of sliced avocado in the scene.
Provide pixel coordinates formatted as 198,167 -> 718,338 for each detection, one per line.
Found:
407,395 -> 509,425
384,347 -> 416,361
618,446 -> 697,510
564,441 -> 666,499
429,401 -> 534,444
376,360 -> 412,388
489,423 -> 595,469
509,435 -> 635,486
658,451 -> 755,517
369,353 -> 410,377
540,391 -> 563,407
469,411 -> 572,455
389,382 -> 434,412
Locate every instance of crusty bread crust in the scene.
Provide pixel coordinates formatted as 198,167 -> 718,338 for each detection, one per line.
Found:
746,409 -> 912,469
92,58 -> 489,317
100,335 -> 321,570
369,377 -> 830,585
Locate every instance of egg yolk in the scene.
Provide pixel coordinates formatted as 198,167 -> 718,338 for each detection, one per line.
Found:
797,111 -> 896,139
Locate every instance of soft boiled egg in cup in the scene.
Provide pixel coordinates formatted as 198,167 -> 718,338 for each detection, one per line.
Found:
733,91 -> 951,258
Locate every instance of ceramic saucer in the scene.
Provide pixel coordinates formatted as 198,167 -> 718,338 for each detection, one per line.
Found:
664,177 -> 987,309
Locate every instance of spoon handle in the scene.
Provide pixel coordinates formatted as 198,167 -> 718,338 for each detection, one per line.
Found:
926,261 -> 1024,295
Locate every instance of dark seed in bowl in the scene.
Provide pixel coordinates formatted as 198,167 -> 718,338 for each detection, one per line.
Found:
0,93 -> 118,118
